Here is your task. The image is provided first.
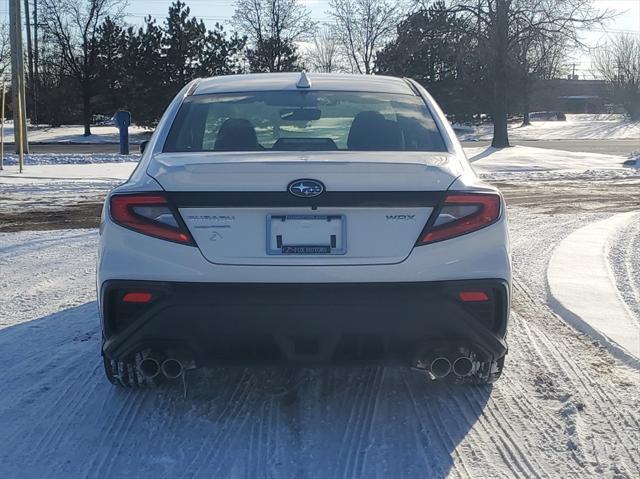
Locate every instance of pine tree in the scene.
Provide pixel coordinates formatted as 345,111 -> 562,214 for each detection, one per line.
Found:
246,38 -> 299,72
96,18 -> 128,111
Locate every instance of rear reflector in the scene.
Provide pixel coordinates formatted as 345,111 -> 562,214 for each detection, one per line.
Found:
459,291 -> 489,302
110,193 -> 194,245
122,292 -> 153,303
418,192 -> 501,245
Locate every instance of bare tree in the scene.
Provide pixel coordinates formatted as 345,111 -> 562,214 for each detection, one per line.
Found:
594,34 -> 640,121
306,25 -> 342,72
516,33 -> 569,125
232,0 -> 316,72
432,0 -> 615,147
0,24 -> 10,80
40,0 -> 127,135
328,0 -> 401,74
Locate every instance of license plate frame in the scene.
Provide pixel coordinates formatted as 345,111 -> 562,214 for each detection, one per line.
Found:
266,214 -> 347,256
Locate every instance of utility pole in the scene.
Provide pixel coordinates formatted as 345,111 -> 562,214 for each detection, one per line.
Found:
33,0 -> 39,124
24,0 -> 35,123
9,0 -> 29,156
1,80 -> 5,170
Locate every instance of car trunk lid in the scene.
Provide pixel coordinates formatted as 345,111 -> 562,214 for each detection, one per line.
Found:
147,151 -> 461,265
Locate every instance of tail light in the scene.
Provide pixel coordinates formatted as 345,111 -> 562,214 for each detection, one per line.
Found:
110,193 -> 194,245
418,192 -> 501,245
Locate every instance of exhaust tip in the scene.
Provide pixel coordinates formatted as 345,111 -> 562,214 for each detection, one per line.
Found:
139,357 -> 161,379
161,358 -> 184,379
430,356 -> 452,378
453,357 -> 473,377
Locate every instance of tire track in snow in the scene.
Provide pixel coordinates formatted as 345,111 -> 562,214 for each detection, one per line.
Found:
90,392 -> 150,478
474,389 -> 546,479
459,388 -> 534,479
346,367 -> 385,479
2,211 -> 640,478
401,377 -> 479,479
514,283 -> 607,467
185,369 -> 257,478
17,350 -> 101,466
514,310 -> 596,473
334,367 -> 381,479
609,216 -> 640,324
513,278 -> 639,475
496,314 -> 587,475
436,384 -> 500,479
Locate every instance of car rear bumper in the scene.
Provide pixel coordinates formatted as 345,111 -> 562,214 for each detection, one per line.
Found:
101,279 -> 510,364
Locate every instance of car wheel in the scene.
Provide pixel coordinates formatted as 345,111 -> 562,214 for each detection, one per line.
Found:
102,353 -> 162,389
476,355 -> 505,384
454,356 -> 505,385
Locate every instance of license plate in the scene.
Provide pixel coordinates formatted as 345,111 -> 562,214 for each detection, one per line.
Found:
267,215 -> 346,255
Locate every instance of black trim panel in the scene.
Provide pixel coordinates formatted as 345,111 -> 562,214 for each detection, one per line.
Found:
101,279 -> 510,363
166,190 -> 446,208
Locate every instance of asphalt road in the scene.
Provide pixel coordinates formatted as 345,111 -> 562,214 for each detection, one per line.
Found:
3,143 -> 142,154
2,138 -> 638,156
460,138 -> 639,156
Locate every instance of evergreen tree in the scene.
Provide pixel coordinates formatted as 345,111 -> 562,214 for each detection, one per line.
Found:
121,17 -> 168,126
39,0 -> 249,127
164,1 -> 208,89
376,2 -> 489,122
96,18 -> 128,111
198,24 -> 246,77
246,38 -> 299,72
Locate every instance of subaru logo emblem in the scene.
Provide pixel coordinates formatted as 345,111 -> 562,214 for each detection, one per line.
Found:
288,179 -> 325,198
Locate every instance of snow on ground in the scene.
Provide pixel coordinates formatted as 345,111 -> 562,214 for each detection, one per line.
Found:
609,217 -> 640,323
457,114 -> 640,141
0,160 -> 136,211
1,123 -> 150,144
1,152 -> 139,165
0,212 -> 639,478
548,212 -> 640,362
2,113 -> 637,145
467,145 -> 639,181
0,145 -> 639,476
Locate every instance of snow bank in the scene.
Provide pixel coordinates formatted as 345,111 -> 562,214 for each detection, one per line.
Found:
458,114 -> 640,141
548,212 -> 640,364
467,145 -> 639,181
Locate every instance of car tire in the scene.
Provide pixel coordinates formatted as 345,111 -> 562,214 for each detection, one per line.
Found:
102,353 -> 162,389
472,356 -> 505,385
452,356 -> 505,385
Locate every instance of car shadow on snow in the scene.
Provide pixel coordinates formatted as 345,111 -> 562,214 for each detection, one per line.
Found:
0,302 -> 491,478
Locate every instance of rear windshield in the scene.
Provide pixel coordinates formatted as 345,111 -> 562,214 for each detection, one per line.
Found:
163,91 -> 447,152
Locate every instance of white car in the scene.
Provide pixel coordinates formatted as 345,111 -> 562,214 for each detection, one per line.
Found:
98,72 -> 510,387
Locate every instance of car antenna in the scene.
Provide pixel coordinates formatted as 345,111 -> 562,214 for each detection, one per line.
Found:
296,71 -> 311,89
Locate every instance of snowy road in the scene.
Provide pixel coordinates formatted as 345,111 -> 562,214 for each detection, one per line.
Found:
1,209 -> 638,478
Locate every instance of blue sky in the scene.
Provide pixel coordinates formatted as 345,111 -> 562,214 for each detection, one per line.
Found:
125,0 -> 330,24
124,0 -> 638,33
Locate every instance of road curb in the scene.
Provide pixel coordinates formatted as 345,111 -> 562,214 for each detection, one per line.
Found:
547,212 -> 640,368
